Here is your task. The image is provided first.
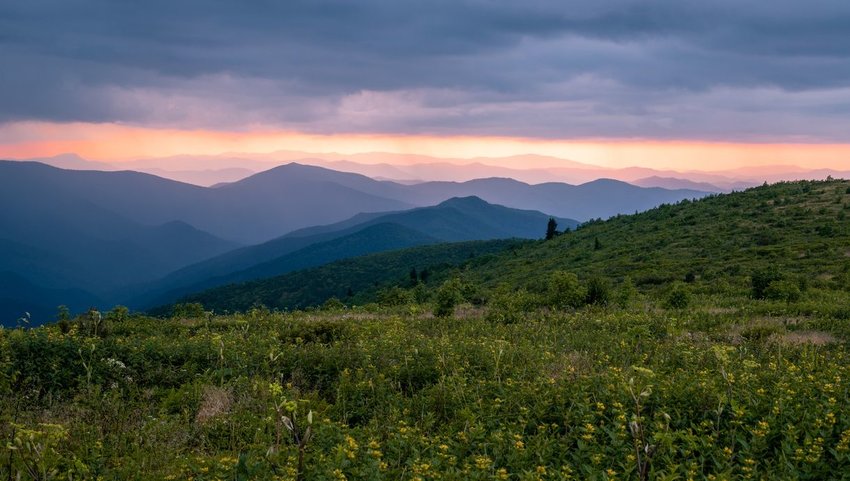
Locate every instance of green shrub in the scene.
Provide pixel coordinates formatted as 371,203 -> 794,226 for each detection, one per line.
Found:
105,305 -> 130,323
546,271 -> 586,309
764,279 -> 802,303
486,286 -> 538,324
377,287 -> 413,307
740,322 -> 785,342
173,302 -> 206,319
616,276 -> 637,308
434,278 -> 463,317
666,282 -> 691,309
585,277 -> 611,306
322,297 -> 345,310
751,267 -> 783,299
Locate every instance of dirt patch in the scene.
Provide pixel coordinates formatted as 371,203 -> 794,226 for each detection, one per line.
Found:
747,316 -> 804,327
771,331 -> 837,346
705,307 -> 738,315
454,306 -> 487,319
677,331 -> 710,343
195,386 -> 233,425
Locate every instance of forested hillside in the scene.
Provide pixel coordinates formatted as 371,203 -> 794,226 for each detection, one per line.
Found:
176,179 -> 850,315
129,197 -> 575,310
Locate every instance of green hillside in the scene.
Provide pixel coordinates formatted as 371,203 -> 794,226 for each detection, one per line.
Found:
4,179 -> 850,480
129,196 -> 574,310
175,179 -> 850,315
468,179 -> 850,292
168,238 -> 525,314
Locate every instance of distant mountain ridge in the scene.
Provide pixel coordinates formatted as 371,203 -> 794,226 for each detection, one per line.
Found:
396,177 -> 709,221
128,196 -> 578,309
173,178 -> 850,314
23,152 -> 849,191
0,159 -> 710,324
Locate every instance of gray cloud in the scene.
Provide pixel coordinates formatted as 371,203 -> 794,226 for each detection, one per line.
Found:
2,0 -> 850,140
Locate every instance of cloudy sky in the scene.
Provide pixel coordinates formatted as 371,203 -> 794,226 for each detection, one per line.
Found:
2,0 -> 850,169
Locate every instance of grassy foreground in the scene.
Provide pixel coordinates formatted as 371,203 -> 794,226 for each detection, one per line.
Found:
3,299 -> 850,480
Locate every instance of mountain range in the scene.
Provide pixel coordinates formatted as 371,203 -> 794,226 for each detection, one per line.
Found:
25,151 -> 850,192
175,178 -> 850,315
125,196 -> 578,309
0,159 -> 708,325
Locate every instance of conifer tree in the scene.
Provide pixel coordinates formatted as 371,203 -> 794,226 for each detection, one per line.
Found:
545,218 -> 558,240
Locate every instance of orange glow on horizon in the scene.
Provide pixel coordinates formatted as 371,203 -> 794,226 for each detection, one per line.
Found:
1,121 -> 850,172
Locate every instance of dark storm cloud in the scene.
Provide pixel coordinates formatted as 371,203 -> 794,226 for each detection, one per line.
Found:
2,0 -> 850,140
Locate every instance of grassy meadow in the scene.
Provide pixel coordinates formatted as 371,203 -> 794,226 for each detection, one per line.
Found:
3,179 -> 850,480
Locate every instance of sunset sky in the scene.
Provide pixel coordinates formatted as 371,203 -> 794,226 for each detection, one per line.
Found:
2,1 -> 849,171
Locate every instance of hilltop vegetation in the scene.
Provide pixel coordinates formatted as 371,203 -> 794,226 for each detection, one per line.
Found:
178,179 -> 850,316
2,179 -> 850,480
7,160 -> 699,324
167,239 -> 523,314
128,196 -> 576,310
468,179 -> 850,293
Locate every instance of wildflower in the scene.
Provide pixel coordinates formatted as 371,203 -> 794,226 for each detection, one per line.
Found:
474,455 -> 492,470
836,428 -> 850,452
752,420 -> 769,437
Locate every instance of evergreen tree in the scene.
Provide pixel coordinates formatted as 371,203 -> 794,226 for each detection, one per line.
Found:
545,217 -> 558,240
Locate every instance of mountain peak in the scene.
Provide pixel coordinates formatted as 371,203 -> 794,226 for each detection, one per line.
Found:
437,196 -> 490,208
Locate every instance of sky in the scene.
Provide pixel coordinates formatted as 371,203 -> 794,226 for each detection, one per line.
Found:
2,0 -> 850,171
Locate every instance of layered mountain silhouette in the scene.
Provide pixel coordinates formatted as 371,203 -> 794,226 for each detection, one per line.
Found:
125,196 -> 578,308
0,161 -> 412,245
0,160 -> 709,324
398,177 -> 708,220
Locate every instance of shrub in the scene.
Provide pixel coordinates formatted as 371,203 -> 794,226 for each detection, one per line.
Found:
173,302 -> 206,319
585,277 -> 611,306
751,267 -> 783,299
77,308 -> 108,337
764,279 -> 802,303
377,287 -> 414,307
56,305 -> 71,334
486,286 -> 538,324
740,322 -> 785,342
546,271 -> 586,309
106,305 -> 130,323
434,278 -> 463,317
666,282 -> 691,309
322,297 -> 345,310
